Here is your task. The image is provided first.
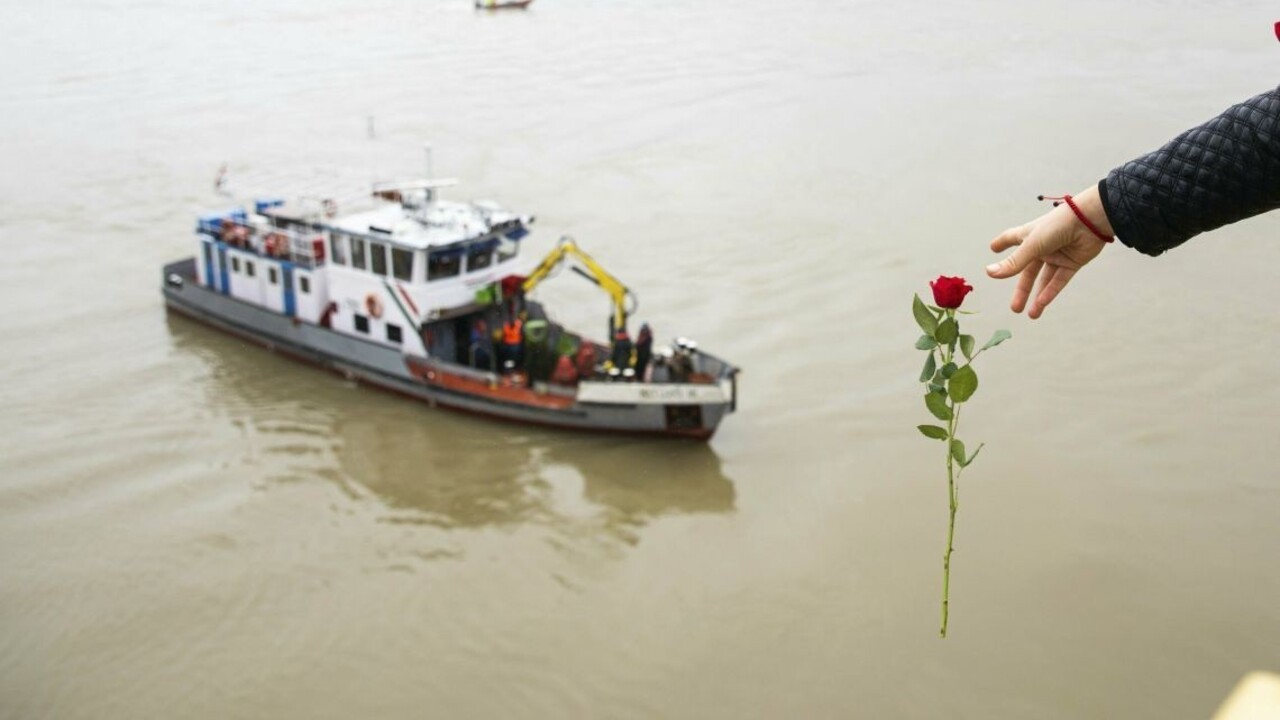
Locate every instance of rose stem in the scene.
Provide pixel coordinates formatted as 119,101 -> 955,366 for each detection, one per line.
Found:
940,309 -> 959,639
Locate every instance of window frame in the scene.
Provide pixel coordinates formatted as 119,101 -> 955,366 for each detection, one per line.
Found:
391,247 -> 413,281
370,241 -> 388,277
466,243 -> 494,273
351,237 -> 367,270
427,249 -> 463,281
496,237 -> 519,263
330,233 -> 348,266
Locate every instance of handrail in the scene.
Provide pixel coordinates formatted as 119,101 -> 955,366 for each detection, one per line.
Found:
206,220 -> 326,267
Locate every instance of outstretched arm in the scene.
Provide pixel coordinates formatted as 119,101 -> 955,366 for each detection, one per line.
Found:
987,85 -> 1280,318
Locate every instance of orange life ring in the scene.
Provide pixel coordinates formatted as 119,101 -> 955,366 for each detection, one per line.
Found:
365,293 -> 383,319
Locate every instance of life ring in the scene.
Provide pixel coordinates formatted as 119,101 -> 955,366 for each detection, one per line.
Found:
365,293 -> 383,319
322,198 -> 338,217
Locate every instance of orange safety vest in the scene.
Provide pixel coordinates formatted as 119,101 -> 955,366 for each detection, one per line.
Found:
502,319 -> 523,345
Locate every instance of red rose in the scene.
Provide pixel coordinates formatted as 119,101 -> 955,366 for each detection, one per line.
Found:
930,276 -> 973,309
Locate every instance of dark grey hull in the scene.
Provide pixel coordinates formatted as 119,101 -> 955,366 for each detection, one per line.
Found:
162,259 -> 731,439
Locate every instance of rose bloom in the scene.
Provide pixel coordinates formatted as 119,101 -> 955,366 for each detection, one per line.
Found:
930,276 -> 973,309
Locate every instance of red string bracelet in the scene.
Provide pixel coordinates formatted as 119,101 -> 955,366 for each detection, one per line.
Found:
1038,194 -> 1114,243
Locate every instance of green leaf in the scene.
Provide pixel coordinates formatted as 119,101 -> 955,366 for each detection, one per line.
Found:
927,382 -> 945,394
935,318 -> 958,345
959,335 -> 975,361
981,329 -> 1012,351
912,295 -> 938,337
919,353 -> 936,383
917,424 -> 948,440
925,392 -> 952,421
940,362 -> 958,379
959,443 -> 985,468
951,439 -> 966,465
915,335 -> 937,351
948,364 -> 978,403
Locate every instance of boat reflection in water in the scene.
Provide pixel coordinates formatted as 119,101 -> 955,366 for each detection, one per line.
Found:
167,317 -> 735,537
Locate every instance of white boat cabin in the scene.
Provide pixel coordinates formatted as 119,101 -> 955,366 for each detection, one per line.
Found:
192,180 -> 532,356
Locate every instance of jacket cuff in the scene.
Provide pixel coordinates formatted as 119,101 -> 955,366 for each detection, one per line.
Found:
1099,173 -> 1166,257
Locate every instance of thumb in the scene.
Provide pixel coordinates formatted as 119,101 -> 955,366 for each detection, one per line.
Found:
985,226 -> 1037,279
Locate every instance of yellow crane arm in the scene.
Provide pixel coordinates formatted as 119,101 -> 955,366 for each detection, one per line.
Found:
521,236 -> 636,332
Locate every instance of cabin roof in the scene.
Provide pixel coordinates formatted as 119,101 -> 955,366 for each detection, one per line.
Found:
262,197 -> 526,251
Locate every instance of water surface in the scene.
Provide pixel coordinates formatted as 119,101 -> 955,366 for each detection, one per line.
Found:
2,1 -> 1279,717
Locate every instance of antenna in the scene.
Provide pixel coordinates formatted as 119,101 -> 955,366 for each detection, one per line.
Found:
423,143 -> 434,202
367,116 -> 379,187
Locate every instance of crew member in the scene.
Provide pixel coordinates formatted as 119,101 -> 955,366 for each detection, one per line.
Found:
550,354 -> 579,386
610,325 -> 632,369
575,342 -> 597,380
635,323 -> 653,380
470,318 -> 493,371
501,314 -> 524,371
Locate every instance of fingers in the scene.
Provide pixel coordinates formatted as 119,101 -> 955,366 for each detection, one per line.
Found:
1009,259 -> 1042,313
985,226 -> 1035,279
989,225 -> 1026,254
1027,266 -> 1077,319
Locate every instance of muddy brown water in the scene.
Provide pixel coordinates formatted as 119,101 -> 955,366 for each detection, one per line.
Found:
2,1 -> 1278,717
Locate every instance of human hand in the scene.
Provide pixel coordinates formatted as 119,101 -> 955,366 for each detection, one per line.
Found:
985,184 -> 1113,319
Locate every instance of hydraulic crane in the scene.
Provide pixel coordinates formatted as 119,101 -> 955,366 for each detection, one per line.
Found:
521,236 -> 638,334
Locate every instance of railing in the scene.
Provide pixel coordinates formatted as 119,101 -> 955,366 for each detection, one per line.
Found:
202,220 -> 327,269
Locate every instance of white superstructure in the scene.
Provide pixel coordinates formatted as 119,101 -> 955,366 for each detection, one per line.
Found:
192,180 -> 533,357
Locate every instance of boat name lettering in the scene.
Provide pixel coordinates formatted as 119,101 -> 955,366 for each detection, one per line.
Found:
638,386 -> 701,401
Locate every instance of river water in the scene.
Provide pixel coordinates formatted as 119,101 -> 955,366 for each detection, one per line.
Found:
3,1 -> 1279,717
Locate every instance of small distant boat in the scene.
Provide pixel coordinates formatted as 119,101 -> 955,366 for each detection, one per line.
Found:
475,0 -> 533,9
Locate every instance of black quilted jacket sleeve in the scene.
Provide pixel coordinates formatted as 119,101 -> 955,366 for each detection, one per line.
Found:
1098,86 -> 1280,256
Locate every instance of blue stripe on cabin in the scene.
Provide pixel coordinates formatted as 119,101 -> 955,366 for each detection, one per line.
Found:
217,244 -> 230,295
202,240 -> 215,288
282,263 -> 296,317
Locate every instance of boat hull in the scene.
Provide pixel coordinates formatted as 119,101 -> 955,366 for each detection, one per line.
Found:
162,260 -> 728,439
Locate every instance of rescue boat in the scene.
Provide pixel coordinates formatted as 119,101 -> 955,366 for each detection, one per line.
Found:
161,176 -> 738,439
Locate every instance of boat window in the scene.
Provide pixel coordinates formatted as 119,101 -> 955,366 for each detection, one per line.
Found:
391,247 -> 413,281
330,233 -> 348,266
299,275 -> 311,294
268,267 -> 278,285
354,314 -> 369,334
370,241 -> 388,276
496,237 -> 519,263
351,237 -> 367,270
231,256 -> 240,273
386,323 -> 402,344
246,260 -> 255,278
428,249 -> 462,281
467,243 -> 494,272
